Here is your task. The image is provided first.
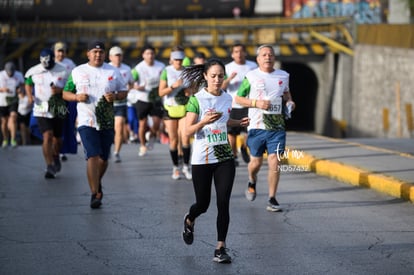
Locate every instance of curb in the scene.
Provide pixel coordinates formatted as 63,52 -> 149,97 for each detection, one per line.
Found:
285,147 -> 414,203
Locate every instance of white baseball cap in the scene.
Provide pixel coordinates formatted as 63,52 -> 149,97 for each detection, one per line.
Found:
109,46 -> 123,56
54,41 -> 67,51
170,50 -> 185,60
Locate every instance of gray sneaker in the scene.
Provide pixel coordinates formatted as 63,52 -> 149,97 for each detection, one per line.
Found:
245,182 -> 256,201
114,153 -> 121,163
266,197 -> 282,212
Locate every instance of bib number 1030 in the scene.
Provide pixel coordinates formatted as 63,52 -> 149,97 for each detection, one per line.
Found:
205,123 -> 227,146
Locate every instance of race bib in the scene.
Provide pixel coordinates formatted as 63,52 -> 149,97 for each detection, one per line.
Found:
263,96 -> 282,115
146,77 -> 159,89
204,123 -> 227,146
34,101 -> 49,114
7,84 -> 16,97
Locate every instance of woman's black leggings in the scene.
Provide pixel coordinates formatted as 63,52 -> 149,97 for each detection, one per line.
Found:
188,159 -> 235,242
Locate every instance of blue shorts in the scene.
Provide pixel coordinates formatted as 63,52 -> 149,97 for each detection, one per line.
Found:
247,129 -> 286,157
78,126 -> 114,160
114,105 -> 127,118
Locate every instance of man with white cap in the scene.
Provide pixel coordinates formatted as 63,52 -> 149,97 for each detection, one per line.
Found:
53,41 -> 76,72
0,62 -> 25,148
63,41 -> 128,209
108,45 -> 134,163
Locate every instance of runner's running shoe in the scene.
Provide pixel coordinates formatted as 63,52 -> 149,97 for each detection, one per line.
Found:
44,165 -> 56,179
114,153 -> 121,163
90,193 -> 102,209
245,182 -> 256,201
266,197 -> 282,212
182,165 -> 192,180
213,247 -> 232,263
172,166 -> 181,180
11,139 -> 17,148
138,146 -> 147,157
182,213 -> 194,245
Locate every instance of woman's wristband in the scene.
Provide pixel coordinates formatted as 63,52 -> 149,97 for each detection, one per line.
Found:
251,99 -> 256,108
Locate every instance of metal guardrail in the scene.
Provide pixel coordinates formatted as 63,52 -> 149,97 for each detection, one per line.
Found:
1,17 -> 355,63
5,17 -> 354,47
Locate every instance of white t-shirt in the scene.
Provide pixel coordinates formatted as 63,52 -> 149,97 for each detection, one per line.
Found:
225,60 -> 257,109
0,70 -> 24,107
68,62 -> 126,130
127,88 -> 140,106
240,68 -> 290,131
18,95 -> 31,116
187,88 -> 233,165
133,60 -> 165,103
58,58 -> 76,73
160,65 -> 189,106
109,62 -> 134,106
25,63 -> 69,118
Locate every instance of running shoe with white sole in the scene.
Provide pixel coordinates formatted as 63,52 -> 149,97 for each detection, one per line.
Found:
172,166 -> 181,180
213,247 -> 232,263
138,146 -> 147,157
182,165 -> 192,180
266,197 -> 282,212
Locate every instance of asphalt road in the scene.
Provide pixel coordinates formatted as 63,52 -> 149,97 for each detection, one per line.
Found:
1,138 -> 414,275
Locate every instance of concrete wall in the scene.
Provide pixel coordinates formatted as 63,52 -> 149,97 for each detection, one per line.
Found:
307,55 -> 334,135
350,44 -> 414,137
388,0 -> 411,24
288,44 -> 413,138
332,53 -> 354,137
307,52 -> 353,137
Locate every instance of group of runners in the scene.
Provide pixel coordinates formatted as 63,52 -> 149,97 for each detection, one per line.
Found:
0,42 -> 295,263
